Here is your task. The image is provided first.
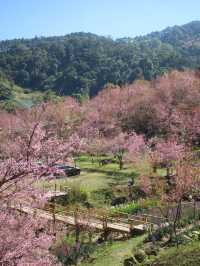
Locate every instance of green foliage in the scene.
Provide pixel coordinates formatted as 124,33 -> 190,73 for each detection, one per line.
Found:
133,249 -> 146,263
145,225 -> 172,242
91,188 -> 114,205
110,202 -> 142,215
81,236 -> 145,266
57,242 -> 95,266
0,76 -> 47,110
0,81 -> 13,101
110,199 -> 159,215
54,232 -> 95,266
43,89 -> 62,102
67,185 -> 88,204
0,99 -> 16,112
0,77 -> 15,111
146,241 -> 200,266
1,21 -> 200,96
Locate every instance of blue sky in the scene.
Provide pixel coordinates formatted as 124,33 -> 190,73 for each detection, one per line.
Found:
1,0 -> 200,40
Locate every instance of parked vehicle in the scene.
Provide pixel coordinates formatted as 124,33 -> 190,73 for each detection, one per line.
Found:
54,164 -> 81,178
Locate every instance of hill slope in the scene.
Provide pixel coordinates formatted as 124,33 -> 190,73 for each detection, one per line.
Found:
1,21 -> 200,96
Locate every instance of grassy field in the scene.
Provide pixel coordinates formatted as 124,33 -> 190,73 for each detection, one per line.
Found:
81,235 -> 146,266
41,155 -> 168,210
44,157 -> 147,265
43,155 -> 200,266
146,241 -> 200,266
43,155 -> 139,207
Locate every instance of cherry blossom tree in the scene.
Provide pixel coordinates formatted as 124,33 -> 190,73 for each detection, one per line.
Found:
109,132 -> 146,170
165,162 -> 199,241
148,138 -> 186,176
0,106 -> 81,265
0,211 -> 59,265
44,97 -> 82,139
140,153 -> 200,243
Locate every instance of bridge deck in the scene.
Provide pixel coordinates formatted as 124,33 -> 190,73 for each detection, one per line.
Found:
13,204 -> 147,234
44,191 -> 68,199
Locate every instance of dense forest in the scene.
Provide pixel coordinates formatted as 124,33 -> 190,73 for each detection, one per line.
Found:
1,21 -> 200,100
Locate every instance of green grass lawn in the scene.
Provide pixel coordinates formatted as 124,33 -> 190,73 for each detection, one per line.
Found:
81,235 -> 146,266
42,155 -> 200,265
41,155 -> 168,209
146,241 -> 200,266
42,155 -> 138,206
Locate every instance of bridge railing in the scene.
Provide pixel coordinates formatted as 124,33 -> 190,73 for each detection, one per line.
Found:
42,183 -> 71,193
9,201 -> 153,233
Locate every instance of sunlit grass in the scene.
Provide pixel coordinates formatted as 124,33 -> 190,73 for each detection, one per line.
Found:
81,235 -> 146,266
41,155 -> 166,208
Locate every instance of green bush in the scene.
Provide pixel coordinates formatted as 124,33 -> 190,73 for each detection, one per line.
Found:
110,202 -> 142,215
110,198 -> 159,216
145,225 -> 172,242
91,188 -> 114,204
134,249 -> 146,263
123,257 -> 136,265
57,242 -> 95,265
145,244 -> 159,256
139,198 -> 159,209
52,186 -> 88,206
147,241 -> 200,266
68,186 -> 88,204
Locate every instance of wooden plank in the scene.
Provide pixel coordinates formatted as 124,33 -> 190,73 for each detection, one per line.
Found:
44,191 -> 68,198
11,203 -> 149,234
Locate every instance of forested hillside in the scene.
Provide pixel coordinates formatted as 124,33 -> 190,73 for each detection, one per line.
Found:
1,21 -> 200,97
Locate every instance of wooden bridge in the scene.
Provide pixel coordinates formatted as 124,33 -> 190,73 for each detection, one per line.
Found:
9,184 -> 167,235
10,201 -> 156,235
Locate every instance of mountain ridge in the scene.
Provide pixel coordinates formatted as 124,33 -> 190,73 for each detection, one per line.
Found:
0,20 -> 200,99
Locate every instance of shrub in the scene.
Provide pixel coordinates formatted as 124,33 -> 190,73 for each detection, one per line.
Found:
68,186 -> 88,204
134,249 -> 146,263
123,257 -> 136,266
110,202 -> 142,215
52,186 -> 88,206
145,225 -> 172,242
57,242 -> 95,265
145,244 -> 159,256
110,198 -> 160,216
91,188 -> 114,204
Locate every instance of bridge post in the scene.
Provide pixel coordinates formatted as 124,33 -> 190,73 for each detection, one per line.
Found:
128,215 -> 133,234
19,203 -> 22,215
52,198 -> 56,235
7,201 -> 10,210
148,223 -> 153,236
103,215 -> 107,229
74,208 -> 80,243
64,186 -> 68,193
103,215 -> 109,241
74,208 -> 78,225
33,208 -> 37,218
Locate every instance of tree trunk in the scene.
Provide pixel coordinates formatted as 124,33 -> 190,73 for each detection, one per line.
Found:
166,167 -> 170,177
153,165 -> 157,173
75,225 -> 80,244
119,157 -> 123,170
173,200 -> 182,247
193,199 -> 196,222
